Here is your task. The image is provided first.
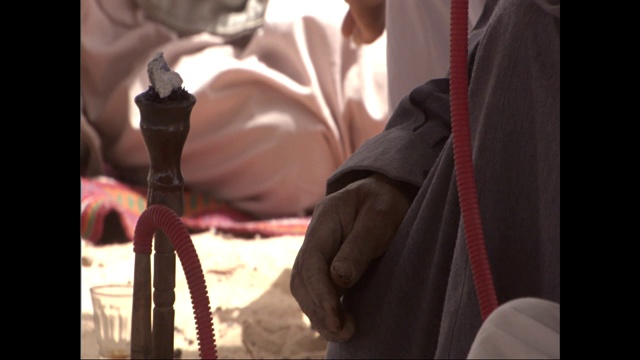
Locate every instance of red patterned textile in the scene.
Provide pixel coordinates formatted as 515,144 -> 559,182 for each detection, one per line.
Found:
81,176 -> 310,244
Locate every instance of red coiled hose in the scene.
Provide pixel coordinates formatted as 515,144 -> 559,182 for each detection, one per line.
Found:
133,204 -> 218,359
449,0 -> 498,321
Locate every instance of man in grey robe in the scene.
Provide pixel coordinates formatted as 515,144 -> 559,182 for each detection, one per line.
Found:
290,0 -> 560,358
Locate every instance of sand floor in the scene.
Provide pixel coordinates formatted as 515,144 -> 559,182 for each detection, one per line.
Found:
81,231 -> 327,359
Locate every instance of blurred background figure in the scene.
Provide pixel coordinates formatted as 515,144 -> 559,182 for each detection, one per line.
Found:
81,0 -> 389,218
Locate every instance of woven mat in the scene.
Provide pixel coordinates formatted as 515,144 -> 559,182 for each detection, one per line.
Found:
81,176 -> 310,244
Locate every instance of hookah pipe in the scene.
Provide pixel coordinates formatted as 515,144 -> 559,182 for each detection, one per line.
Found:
133,204 -> 217,359
130,58 -> 218,359
449,0 -> 498,320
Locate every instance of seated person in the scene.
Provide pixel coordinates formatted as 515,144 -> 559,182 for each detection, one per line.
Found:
290,0 -> 560,358
81,0 -> 389,218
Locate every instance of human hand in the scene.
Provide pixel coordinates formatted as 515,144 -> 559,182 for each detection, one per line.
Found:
290,173 -> 413,342
341,0 -> 386,45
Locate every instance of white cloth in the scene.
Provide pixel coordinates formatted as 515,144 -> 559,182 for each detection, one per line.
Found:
81,0 -> 389,218
467,298 -> 560,359
385,0 -> 486,111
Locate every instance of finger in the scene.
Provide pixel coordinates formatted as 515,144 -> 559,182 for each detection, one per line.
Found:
300,251 -> 341,311
290,258 -> 355,342
330,207 -> 394,289
299,249 -> 351,336
290,198 -> 357,341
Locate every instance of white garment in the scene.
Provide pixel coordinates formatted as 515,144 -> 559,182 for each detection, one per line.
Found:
81,0 -> 388,218
467,298 -> 560,359
385,0 -> 485,111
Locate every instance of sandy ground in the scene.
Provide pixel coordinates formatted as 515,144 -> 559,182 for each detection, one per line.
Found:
80,231 -> 328,359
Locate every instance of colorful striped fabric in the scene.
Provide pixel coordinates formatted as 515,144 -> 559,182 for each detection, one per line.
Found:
81,176 -> 310,244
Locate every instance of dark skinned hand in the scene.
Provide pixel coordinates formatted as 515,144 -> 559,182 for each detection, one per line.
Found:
290,173 -> 414,342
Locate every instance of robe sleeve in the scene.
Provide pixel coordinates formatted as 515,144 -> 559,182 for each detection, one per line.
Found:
326,77 -> 451,195
325,0 -> 502,196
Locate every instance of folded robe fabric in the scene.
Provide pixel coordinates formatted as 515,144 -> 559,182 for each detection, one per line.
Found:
81,176 -> 310,245
80,0 -> 388,219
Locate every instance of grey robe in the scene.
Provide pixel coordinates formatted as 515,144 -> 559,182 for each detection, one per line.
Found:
325,0 -> 560,358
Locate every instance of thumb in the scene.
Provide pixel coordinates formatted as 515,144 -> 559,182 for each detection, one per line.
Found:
329,219 -> 391,289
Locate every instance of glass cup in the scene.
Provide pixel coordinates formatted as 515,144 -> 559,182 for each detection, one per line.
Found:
90,284 -> 133,359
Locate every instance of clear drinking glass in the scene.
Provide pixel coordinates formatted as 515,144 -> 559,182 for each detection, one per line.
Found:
89,284 -> 133,359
